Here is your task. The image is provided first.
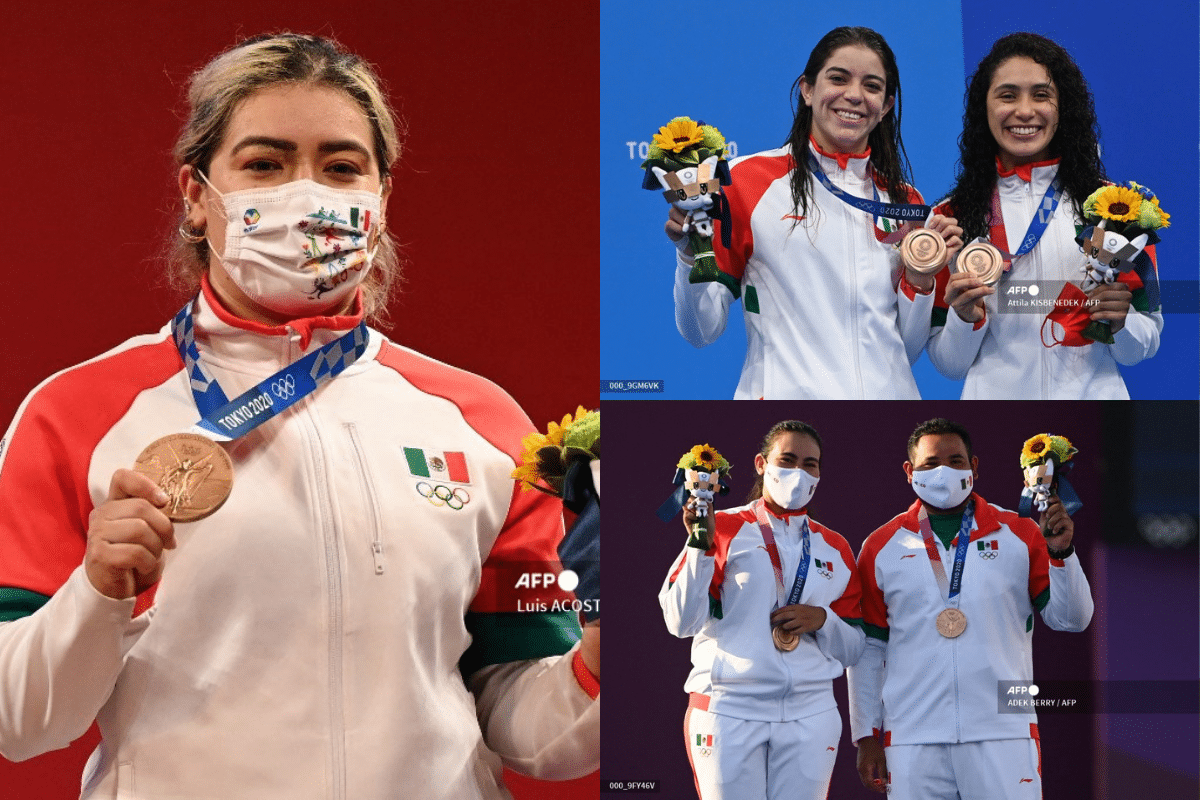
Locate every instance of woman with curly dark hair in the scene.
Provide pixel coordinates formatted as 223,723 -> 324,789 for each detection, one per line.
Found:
924,32 -> 1162,399
664,26 -> 961,400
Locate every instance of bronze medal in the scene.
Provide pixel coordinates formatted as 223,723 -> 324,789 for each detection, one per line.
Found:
935,608 -> 967,638
133,433 -> 234,522
772,623 -> 799,652
900,228 -> 947,274
956,241 -> 1004,286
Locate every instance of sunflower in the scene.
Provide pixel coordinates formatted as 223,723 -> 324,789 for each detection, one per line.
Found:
512,407 -> 599,494
1020,433 -> 1077,468
653,117 -> 704,154
1088,185 -> 1142,223
677,443 -> 730,474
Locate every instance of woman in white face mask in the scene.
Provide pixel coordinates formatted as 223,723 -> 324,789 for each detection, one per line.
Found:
660,421 -> 867,800
0,34 -> 597,799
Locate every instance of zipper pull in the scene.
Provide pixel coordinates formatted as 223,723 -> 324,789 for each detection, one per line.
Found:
372,541 -> 384,575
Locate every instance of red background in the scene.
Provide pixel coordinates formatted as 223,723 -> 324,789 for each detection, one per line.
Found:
0,2 -> 598,798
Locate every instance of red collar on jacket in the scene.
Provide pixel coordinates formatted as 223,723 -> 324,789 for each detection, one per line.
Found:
200,274 -> 365,349
995,155 -> 1060,184
760,500 -> 810,521
810,136 -> 871,171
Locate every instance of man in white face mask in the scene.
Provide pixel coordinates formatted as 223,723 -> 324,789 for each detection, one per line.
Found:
659,421 -> 866,800
848,418 -> 1094,800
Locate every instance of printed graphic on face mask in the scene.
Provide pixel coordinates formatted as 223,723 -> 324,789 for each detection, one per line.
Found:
911,465 -> 974,509
201,173 -> 383,316
297,205 -> 374,301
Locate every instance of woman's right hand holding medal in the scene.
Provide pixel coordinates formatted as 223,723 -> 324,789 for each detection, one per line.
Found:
944,271 -> 993,323
85,469 -> 177,601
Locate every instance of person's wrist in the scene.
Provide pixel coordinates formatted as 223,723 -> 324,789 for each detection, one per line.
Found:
1047,543 -> 1074,560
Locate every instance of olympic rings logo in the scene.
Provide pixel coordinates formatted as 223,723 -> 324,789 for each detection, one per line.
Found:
271,374 -> 297,400
979,551 -> 998,560
416,482 -> 471,510
817,568 -> 833,579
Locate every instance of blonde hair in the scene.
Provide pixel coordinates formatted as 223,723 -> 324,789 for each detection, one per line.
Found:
170,32 -> 404,319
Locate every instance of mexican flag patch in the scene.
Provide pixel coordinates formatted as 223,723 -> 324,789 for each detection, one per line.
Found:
404,447 -> 471,484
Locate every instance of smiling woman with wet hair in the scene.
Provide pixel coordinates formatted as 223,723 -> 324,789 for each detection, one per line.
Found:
925,32 -> 1163,399
662,26 -> 962,400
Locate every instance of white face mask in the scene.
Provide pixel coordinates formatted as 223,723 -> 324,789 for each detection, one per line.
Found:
202,174 -> 383,316
763,464 -> 819,510
910,465 -> 974,510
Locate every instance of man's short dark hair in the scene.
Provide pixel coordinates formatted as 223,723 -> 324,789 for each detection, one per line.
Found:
907,418 -> 974,462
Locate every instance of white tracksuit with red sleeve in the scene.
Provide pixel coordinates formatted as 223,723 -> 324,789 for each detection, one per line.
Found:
848,494 -> 1093,799
660,500 -> 865,799
672,139 -> 929,399
919,158 -> 1162,399
0,279 -> 598,799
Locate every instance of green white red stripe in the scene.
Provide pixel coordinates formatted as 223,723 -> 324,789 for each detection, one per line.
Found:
404,447 -> 470,484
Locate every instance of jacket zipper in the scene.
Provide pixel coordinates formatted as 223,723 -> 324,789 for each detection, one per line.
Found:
345,423 -> 385,574
302,397 -> 347,799
845,172 -> 863,397
1029,180 -> 1049,399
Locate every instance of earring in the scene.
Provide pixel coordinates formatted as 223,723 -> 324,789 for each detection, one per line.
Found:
178,222 -> 206,244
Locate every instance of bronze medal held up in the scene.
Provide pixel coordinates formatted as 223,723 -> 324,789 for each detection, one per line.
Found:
133,433 -> 233,522
955,241 -> 1004,286
900,228 -> 947,274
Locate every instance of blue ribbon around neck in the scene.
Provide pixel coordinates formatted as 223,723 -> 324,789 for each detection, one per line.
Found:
171,299 -> 369,441
807,154 -> 931,223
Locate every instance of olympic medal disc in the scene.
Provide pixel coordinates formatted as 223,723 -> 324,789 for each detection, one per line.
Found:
900,229 -> 947,274
956,241 -> 1005,286
772,624 -> 799,652
935,608 -> 968,638
133,433 -> 233,522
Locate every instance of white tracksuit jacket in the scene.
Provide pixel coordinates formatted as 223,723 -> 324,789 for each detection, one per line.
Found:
659,501 -> 865,722
0,281 -> 598,799
673,140 -> 928,399
848,494 -> 1093,746
921,159 -> 1163,399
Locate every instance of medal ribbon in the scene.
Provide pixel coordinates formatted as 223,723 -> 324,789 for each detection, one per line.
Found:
171,298 -> 369,442
987,177 -> 1063,264
916,500 -> 976,607
754,499 -> 812,609
808,154 -> 932,230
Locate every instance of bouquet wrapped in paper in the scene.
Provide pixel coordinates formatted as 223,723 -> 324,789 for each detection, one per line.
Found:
1073,181 -> 1168,344
656,443 -> 732,550
1018,433 -> 1081,521
641,117 -> 733,284
513,407 -> 600,621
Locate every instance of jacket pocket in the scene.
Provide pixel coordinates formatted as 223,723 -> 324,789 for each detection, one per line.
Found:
345,423 -> 385,575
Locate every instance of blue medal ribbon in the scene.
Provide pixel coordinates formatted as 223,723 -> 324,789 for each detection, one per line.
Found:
171,298 -> 369,442
754,500 -> 812,609
808,154 -> 931,223
917,500 -> 976,605
990,177 -> 1063,261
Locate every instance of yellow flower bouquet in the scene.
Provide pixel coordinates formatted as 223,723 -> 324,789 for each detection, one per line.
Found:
1018,433 -> 1081,519
1073,181 -> 1168,344
640,116 -> 732,284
